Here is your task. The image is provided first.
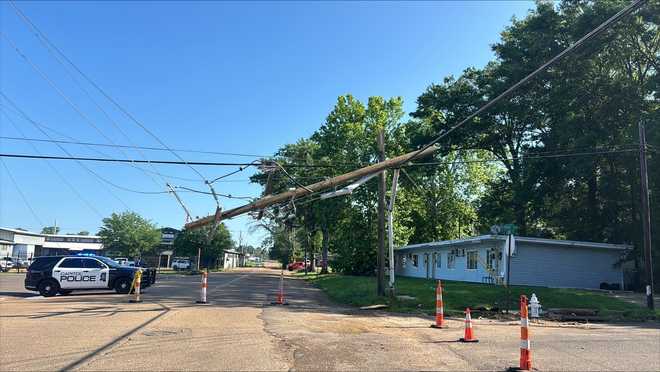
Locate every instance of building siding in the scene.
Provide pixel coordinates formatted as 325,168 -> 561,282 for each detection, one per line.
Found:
395,236 -> 627,289
509,242 -> 624,289
396,244 -> 502,284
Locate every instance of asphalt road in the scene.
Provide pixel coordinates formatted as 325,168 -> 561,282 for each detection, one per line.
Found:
1,268 -> 659,371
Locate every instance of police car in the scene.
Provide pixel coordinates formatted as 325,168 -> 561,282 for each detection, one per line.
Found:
25,255 -> 156,297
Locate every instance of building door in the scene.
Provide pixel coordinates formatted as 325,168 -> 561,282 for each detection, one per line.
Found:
424,253 -> 430,279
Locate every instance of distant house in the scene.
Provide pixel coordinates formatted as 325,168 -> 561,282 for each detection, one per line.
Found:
223,249 -> 244,269
0,227 -> 104,259
395,235 -> 629,290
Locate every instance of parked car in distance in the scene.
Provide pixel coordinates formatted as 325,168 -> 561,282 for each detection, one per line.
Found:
287,261 -> 306,271
172,259 -> 191,270
113,257 -> 128,265
0,257 -> 15,272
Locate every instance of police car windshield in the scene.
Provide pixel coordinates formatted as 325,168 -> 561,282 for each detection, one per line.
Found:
96,256 -> 122,268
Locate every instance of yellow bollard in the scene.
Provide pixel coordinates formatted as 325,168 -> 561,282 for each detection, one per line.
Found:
129,270 -> 143,303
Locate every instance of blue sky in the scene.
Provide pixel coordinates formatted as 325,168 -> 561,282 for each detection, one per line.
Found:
0,1 -> 534,246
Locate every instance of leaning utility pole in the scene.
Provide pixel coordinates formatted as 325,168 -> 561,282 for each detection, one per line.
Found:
185,145 -> 438,230
639,121 -> 654,309
377,129 -> 386,296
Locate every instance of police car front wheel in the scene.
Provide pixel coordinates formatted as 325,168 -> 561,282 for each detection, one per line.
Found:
114,277 -> 132,294
38,279 -> 60,297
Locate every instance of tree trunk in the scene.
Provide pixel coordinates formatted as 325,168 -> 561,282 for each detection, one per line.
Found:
321,226 -> 329,274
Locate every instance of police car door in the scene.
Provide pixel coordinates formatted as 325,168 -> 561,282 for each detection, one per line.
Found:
54,258 -> 88,289
83,258 -> 110,288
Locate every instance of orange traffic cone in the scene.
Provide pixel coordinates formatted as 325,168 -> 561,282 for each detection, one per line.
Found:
271,270 -> 289,305
519,295 -> 532,370
459,307 -> 479,342
430,280 -> 446,328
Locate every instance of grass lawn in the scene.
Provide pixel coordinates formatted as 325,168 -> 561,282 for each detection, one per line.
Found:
298,273 -> 659,321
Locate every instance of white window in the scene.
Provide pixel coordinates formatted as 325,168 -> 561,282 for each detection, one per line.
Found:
412,254 -> 419,268
436,253 -> 441,268
467,251 -> 478,270
402,255 -> 407,268
447,253 -> 456,269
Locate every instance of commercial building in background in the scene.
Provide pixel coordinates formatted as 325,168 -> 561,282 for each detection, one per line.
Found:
0,227 -> 104,259
395,235 -> 630,290
157,227 -> 179,268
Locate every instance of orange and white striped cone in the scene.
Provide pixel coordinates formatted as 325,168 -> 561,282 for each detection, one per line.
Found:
519,295 -> 532,370
459,307 -> 479,342
196,270 -> 208,304
430,280 -> 446,328
271,270 -> 289,305
129,270 -> 142,303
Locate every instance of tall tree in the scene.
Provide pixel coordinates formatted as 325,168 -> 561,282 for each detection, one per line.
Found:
173,224 -> 233,269
98,212 -> 160,258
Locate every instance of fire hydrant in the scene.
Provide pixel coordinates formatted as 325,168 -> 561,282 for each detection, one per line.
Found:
529,293 -> 541,319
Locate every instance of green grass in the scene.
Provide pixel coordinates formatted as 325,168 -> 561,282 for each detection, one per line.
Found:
302,274 -> 659,321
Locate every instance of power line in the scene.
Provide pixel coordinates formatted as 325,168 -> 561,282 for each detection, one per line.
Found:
209,160 -> 261,184
0,32 -> 169,192
407,148 -> 639,167
405,0 -> 648,165
0,152 -> 263,166
0,94 -> 147,200
0,158 -> 45,226
1,111 -> 104,218
0,105 -> 208,185
174,186 -> 254,200
8,1 -> 212,185
0,135 -> 271,158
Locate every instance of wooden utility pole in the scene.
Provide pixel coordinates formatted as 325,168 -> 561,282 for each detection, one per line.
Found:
639,121 -> 654,309
377,129 -> 386,296
185,145 -> 438,230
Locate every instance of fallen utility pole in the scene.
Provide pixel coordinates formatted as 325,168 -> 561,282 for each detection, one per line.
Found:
185,144 -> 439,230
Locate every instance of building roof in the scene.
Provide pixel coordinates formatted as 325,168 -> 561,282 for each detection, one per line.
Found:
0,227 -> 100,239
42,241 -> 103,251
395,234 -> 631,252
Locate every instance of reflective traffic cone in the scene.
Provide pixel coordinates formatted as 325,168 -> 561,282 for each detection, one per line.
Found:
459,307 -> 479,342
271,270 -> 288,305
430,280 -> 446,328
196,270 -> 208,304
519,295 -> 532,370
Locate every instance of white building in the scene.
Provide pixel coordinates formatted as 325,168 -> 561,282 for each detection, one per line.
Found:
223,249 -> 244,269
395,235 -> 629,290
0,227 -> 104,259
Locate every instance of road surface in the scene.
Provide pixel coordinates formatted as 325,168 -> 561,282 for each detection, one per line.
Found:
1,268 -> 659,371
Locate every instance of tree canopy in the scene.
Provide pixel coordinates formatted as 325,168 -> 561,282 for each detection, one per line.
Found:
98,211 -> 161,258
251,0 -> 659,284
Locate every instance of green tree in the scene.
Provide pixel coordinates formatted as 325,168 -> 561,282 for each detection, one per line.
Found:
77,230 -> 90,236
173,224 -> 233,269
41,226 -> 60,235
98,212 -> 160,258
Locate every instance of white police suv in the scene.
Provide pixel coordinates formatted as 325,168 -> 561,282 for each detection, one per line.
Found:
25,255 -> 156,297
